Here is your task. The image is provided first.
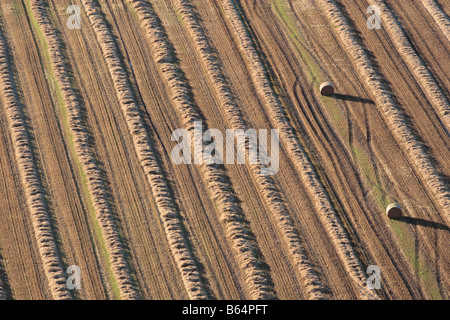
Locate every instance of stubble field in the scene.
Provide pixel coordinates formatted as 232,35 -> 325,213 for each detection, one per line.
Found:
0,0 -> 448,300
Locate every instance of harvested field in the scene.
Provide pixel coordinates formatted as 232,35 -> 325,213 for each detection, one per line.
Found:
0,0 -> 448,300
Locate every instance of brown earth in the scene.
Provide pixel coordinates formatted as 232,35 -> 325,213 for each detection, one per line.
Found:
0,0 -> 447,300
0,0 -> 107,299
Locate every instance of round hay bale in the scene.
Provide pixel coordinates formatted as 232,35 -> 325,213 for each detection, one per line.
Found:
320,82 -> 334,96
386,203 -> 402,219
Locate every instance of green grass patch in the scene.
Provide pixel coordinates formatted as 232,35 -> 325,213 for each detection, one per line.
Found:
271,0 -> 442,299
272,0 -> 348,139
390,219 -> 442,299
272,0 -> 322,83
23,0 -> 121,299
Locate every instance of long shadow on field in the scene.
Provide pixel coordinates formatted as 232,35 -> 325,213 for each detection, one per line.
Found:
333,94 -> 375,105
398,217 -> 449,231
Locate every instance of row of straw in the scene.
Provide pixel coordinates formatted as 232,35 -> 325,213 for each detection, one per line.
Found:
371,0 -> 449,130
128,0 -> 274,299
30,0 -> 140,299
317,0 -> 450,225
221,0 -> 378,299
0,11 -> 71,300
171,0 -> 327,299
81,0 -> 208,299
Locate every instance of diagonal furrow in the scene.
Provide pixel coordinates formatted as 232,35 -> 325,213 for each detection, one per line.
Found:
128,0 -> 275,300
220,0 -> 378,300
0,274 -> 5,300
317,0 -> 450,225
168,0 -> 327,299
81,0 -> 208,300
371,0 -> 450,131
0,17 -> 71,300
29,0 -> 139,300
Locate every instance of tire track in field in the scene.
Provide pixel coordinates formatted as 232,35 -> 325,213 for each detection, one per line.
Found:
316,0 -> 450,225
286,0 -> 446,297
220,0 -> 378,300
81,0 -> 207,300
127,0 -> 275,299
421,0 -> 450,43
370,0 -> 450,131
345,0 -> 450,294
165,0 -> 327,299
0,17 -> 71,300
29,0 -> 138,300
248,1 -> 391,298
256,0 -> 437,298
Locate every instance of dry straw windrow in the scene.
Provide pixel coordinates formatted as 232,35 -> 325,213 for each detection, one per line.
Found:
221,0 -> 378,300
317,0 -> 450,225
0,19 -> 71,300
421,0 -> 450,43
166,0 -> 327,299
371,0 -> 450,131
81,0 -> 207,300
30,0 -> 138,300
127,0 -> 274,299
